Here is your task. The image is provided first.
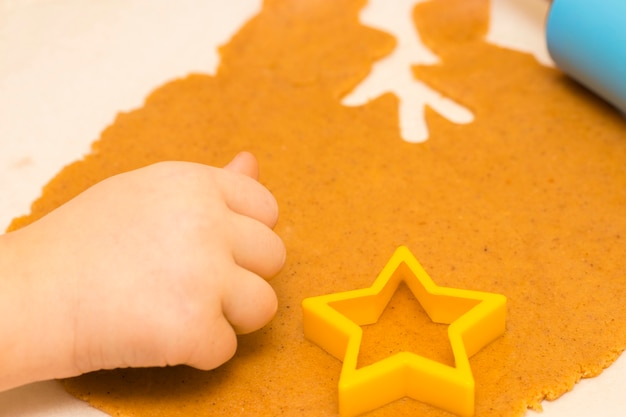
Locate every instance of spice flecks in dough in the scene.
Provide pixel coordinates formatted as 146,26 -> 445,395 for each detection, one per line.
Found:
9,0 -> 626,416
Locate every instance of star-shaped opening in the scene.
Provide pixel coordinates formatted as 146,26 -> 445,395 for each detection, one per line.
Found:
339,278 -> 471,369
302,246 -> 506,417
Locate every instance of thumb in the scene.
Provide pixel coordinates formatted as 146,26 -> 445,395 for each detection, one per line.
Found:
224,151 -> 259,180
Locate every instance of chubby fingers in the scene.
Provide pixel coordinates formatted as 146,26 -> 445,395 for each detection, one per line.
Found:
217,165 -> 279,229
217,152 -> 285,333
220,214 -> 284,334
221,266 -> 278,334
218,152 -> 286,276
229,212 -> 286,278
223,151 -> 259,180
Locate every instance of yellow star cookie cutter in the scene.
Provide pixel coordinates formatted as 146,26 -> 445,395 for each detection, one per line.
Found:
302,246 -> 507,417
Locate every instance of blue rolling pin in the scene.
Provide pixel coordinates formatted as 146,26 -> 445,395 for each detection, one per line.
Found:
546,0 -> 626,114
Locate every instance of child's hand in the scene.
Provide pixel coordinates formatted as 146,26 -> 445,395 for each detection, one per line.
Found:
0,152 -> 285,391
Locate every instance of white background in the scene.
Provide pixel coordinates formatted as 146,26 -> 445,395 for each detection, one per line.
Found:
0,0 -> 624,415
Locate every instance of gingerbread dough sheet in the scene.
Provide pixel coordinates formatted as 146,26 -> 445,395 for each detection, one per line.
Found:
1,1 -> 626,416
